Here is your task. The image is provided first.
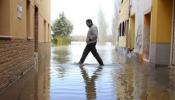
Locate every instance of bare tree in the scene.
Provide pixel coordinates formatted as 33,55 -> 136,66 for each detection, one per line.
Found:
112,0 -> 120,45
97,6 -> 107,44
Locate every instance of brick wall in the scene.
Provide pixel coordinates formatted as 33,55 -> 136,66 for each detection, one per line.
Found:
0,39 -> 35,93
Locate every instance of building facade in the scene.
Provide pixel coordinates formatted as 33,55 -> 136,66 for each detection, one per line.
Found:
118,0 -> 130,48
117,0 -> 174,66
0,0 -> 51,92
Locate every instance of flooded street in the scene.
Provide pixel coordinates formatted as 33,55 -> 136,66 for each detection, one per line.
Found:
50,42 -> 121,100
50,42 -> 175,100
1,0 -> 175,100
0,42 -> 175,100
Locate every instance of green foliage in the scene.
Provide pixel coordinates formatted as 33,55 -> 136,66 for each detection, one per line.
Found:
52,13 -> 73,37
51,13 -> 73,46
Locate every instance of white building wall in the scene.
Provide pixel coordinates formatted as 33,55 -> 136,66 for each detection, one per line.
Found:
131,0 -> 152,54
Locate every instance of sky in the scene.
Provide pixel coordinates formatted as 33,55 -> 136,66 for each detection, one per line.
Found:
51,0 -> 116,36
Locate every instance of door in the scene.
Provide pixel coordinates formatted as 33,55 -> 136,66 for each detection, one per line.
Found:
130,15 -> 135,50
34,6 -> 39,52
143,13 -> 151,60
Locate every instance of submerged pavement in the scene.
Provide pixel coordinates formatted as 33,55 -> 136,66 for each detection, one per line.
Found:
0,42 -> 175,100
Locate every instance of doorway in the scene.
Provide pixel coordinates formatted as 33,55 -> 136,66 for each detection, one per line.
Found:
143,13 -> 151,61
34,6 -> 38,52
130,15 -> 135,50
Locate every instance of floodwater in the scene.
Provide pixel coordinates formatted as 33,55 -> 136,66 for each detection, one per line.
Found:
50,42 -> 120,100
0,42 -> 175,100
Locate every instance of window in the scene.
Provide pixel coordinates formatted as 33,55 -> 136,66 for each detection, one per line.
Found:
48,24 -> 50,42
44,20 -> 47,42
26,0 -> 31,39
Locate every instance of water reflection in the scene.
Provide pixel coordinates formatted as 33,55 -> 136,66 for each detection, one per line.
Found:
52,46 -> 70,64
80,65 -> 103,100
36,43 -> 50,100
170,68 -> 175,100
114,59 -> 134,100
50,42 -> 118,100
116,60 -> 171,100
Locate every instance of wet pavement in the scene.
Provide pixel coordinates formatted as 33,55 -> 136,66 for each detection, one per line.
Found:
0,42 -> 175,100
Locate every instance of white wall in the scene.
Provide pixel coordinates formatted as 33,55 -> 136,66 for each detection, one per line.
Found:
131,0 -> 152,54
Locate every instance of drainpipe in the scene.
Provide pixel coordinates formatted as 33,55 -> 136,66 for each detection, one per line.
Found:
170,0 -> 175,66
127,0 -> 131,51
129,0 -> 131,18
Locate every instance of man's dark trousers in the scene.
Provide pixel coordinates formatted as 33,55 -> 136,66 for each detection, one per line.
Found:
79,42 -> 103,65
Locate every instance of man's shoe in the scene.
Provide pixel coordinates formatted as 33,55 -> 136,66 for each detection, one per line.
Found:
99,64 -> 104,66
78,62 -> 84,67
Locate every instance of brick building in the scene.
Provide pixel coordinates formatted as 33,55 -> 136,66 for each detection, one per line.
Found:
0,0 -> 51,92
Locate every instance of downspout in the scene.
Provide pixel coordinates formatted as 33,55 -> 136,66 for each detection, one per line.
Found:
127,0 -> 131,50
170,0 -> 175,66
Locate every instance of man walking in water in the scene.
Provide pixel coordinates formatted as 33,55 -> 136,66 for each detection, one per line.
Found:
79,19 -> 104,66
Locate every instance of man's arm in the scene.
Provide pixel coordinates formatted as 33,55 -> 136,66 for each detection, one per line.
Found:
86,26 -> 98,43
89,34 -> 97,41
89,27 -> 97,41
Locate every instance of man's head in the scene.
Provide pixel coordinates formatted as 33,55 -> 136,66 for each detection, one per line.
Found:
86,19 -> 93,28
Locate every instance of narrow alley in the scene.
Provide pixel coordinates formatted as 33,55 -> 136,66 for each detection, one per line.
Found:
1,0 -> 175,100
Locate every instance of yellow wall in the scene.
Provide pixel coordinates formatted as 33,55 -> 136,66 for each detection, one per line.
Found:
119,0 -> 130,23
10,0 -> 27,39
0,0 -> 10,36
0,0 -> 51,42
39,16 -> 45,42
118,0 -> 130,47
37,0 -> 51,42
151,0 -> 173,43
